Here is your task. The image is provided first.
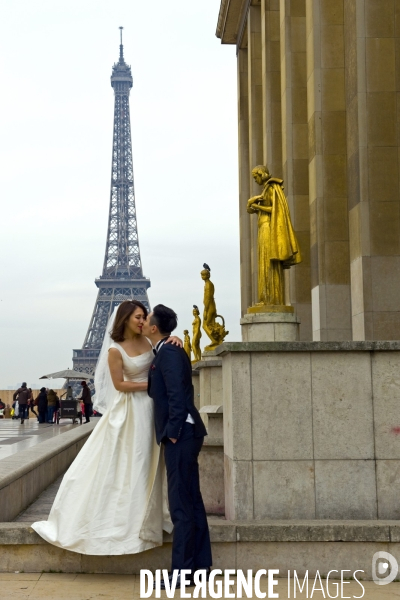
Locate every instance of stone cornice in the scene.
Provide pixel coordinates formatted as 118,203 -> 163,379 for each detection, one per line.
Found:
216,0 -> 249,45
216,0 -> 230,39
207,340 -> 400,355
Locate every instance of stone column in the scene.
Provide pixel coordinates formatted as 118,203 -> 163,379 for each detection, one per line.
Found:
248,5 -> 264,306
306,0 -> 352,340
279,0 -> 312,339
261,0 -> 283,178
237,48 -> 252,317
345,0 -> 400,339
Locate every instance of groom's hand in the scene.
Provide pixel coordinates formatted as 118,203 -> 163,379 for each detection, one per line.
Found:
169,438 -> 177,444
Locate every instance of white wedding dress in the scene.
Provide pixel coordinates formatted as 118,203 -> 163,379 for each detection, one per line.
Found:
32,342 -> 172,555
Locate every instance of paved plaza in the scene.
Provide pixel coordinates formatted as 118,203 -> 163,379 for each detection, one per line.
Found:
0,573 -> 399,599
0,419 -> 87,461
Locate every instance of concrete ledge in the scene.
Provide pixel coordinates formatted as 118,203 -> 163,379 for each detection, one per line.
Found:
0,520 -> 231,546
0,422 -> 96,522
211,340 -> 400,354
200,405 -> 223,414
4,519 -> 400,546
235,520 -> 395,542
203,437 -> 223,447
3,520 -> 400,577
0,523 -> 42,545
192,359 -> 223,370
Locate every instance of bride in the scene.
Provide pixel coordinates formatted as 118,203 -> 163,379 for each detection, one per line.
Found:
32,300 -> 178,555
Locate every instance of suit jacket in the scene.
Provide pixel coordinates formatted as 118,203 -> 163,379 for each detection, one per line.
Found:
148,341 -> 207,444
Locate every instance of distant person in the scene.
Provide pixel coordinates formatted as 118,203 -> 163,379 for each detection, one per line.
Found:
13,382 -> 30,424
80,381 -> 92,423
27,388 -> 38,420
47,390 -> 59,424
54,395 -> 60,423
36,387 -> 48,424
0,399 -> 5,419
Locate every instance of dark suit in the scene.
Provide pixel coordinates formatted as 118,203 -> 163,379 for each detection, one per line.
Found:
148,341 -> 212,572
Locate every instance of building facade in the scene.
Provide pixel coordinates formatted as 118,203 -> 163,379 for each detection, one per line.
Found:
217,0 -> 400,341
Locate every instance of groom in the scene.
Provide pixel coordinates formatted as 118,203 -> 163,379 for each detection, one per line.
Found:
143,304 -> 212,587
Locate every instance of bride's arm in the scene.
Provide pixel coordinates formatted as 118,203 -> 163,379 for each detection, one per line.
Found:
108,348 -> 147,392
165,336 -> 183,347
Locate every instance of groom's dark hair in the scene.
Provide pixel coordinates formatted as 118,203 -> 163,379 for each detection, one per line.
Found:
150,304 -> 177,335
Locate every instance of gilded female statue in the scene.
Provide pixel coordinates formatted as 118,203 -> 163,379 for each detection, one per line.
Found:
191,305 -> 202,363
247,165 -> 301,307
201,264 -> 228,351
183,330 -> 192,360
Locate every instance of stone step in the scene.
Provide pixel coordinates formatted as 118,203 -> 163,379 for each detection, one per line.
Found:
0,422 -> 97,522
1,519 -> 399,578
14,474 -> 64,523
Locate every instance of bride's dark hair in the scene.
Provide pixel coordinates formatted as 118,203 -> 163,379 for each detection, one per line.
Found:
110,300 -> 148,342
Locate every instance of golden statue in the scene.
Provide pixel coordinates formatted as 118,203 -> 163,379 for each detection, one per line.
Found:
201,263 -> 229,351
247,165 -> 301,311
183,330 -> 192,360
191,305 -> 202,363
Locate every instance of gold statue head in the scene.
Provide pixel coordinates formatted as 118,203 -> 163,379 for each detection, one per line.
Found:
193,305 -> 200,316
201,269 -> 210,281
183,329 -> 189,335
252,165 -> 270,186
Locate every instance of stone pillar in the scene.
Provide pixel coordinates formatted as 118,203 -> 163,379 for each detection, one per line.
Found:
223,351 -> 253,521
306,0 -> 352,341
198,405 -> 224,516
193,356 -> 223,427
345,0 -> 400,340
237,48 -> 252,317
248,5 -> 264,306
261,0 -> 283,178
279,0 -> 312,340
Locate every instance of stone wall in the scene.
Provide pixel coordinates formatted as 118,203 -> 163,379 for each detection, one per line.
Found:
215,342 -> 400,521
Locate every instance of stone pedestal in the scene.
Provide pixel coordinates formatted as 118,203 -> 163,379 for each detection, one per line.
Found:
199,404 -> 223,442
241,311 -> 300,342
217,340 -> 400,522
192,355 -> 223,427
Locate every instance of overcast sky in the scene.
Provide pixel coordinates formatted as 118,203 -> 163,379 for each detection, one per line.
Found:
0,0 -> 239,389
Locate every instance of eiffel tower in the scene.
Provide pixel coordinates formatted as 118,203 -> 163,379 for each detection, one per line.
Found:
72,28 -> 151,376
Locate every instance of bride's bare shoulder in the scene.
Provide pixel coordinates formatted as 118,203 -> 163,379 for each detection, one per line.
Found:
108,346 -> 122,358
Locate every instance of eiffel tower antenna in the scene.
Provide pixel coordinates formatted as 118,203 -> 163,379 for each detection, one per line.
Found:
119,26 -> 124,60
72,29 -> 151,377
